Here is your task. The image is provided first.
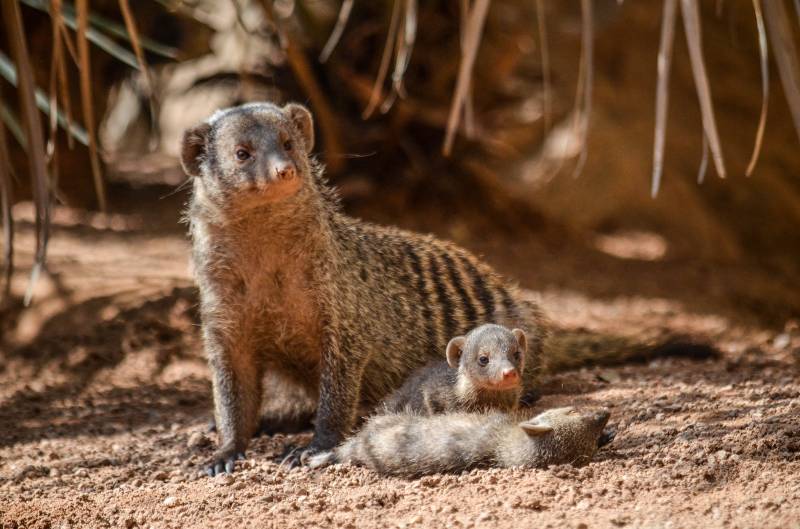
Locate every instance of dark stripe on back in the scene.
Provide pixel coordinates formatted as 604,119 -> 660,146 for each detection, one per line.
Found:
459,255 -> 496,322
403,242 -> 437,350
428,253 -> 457,343
440,251 -> 478,329
497,285 -> 518,320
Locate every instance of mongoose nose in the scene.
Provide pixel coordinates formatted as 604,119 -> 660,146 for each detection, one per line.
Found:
273,162 -> 296,181
502,368 -> 518,381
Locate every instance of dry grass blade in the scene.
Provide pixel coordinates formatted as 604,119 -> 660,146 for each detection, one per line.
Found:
535,0 -> 551,133
652,0 -> 678,198
571,0 -> 593,178
319,0 -> 354,63
119,0 -> 160,150
3,0 -> 51,305
746,0 -> 768,177
762,0 -> 800,144
458,0 -> 476,138
364,0 -> 402,118
697,132 -> 709,183
77,0 -> 108,211
0,114 -> 13,300
52,0 -> 76,149
680,0 -> 726,179
443,0 -> 491,156
390,0 -> 417,99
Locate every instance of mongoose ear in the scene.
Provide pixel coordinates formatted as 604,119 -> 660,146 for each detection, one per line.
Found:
446,336 -> 466,368
181,122 -> 212,177
512,328 -> 527,353
519,420 -> 553,436
284,103 -> 314,152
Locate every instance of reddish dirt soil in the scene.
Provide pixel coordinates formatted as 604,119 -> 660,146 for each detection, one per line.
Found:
1,198 -> 799,529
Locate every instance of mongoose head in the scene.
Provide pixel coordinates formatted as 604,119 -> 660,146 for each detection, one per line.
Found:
446,324 -> 527,391
515,406 -> 611,466
180,102 -> 315,210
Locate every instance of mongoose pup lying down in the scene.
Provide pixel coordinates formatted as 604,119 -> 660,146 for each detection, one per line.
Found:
182,102 -> 552,475
383,324 -> 528,414
308,407 -> 611,477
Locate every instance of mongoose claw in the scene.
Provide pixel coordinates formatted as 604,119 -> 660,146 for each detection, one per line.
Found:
278,446 -> 303,469
205,450 -> 246,477
598,427 -> 617,448
278,444 -> 322,469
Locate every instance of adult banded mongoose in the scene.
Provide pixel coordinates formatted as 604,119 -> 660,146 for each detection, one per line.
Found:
308,407 -> 611,477
383,324 -> 527,414
181,101 -> 673,476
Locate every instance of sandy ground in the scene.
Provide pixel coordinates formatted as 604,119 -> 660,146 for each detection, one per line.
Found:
1,201 -> 799,529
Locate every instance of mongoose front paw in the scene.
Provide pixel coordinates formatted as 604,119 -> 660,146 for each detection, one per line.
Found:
205,449 -> 246,477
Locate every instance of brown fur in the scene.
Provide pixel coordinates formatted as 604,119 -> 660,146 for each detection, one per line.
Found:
308,407 -> 611,477
183,102 -> 546,475
382,324 -> 526,414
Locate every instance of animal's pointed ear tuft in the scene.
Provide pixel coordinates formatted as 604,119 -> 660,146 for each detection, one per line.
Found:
181,122 -> 212,177
519,420 -> 553,436
512,328 -> 527,353
284,103 -> 314,152
446,336 -> 466,368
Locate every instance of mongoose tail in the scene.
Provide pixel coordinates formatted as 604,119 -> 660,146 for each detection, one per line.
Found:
543,328 -> 719,373
308,406 -> 610,477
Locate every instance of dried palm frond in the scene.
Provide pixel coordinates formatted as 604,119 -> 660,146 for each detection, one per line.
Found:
443,0 -> 491,156
119,0 -> 160,150
571,0 -> 593,178
536,0 -> 552,133
0,111 -> 13,300
763,0 -> 800,144
76,0 -> 108,212
746,0 -> 768,177
681,0 -> 726,180
3,0 -> 51,305
652,0 -> 678,197
319,0 -> 354,63
363,0 -> 403,118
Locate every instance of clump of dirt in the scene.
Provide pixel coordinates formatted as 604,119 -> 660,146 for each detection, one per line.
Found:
1,203 -> 799,529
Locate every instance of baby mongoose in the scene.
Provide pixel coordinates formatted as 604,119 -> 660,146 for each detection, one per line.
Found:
308,407 -> 611,477
383,324 -> 528,414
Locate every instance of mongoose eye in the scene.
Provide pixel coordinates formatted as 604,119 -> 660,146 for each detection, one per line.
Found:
235,148 -> 251,161
478,356 -> 489,367
514,351 -> 521,361
283,140 -> 293,151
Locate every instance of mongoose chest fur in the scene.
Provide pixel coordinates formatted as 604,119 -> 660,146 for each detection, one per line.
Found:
181,102 -> 549,475
383,324 -> 528,414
